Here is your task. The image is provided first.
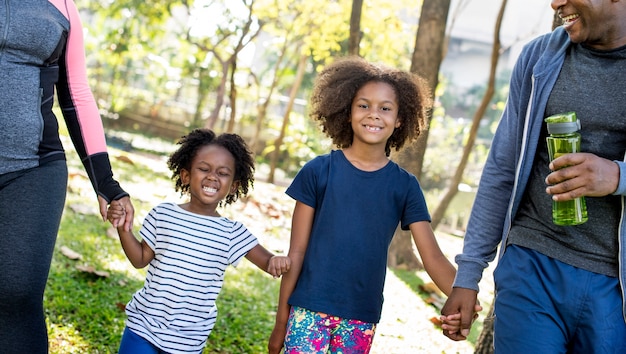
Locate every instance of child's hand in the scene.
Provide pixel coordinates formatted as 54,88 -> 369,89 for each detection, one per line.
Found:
267,255 -> 291,278
107,200 -> 126,228
440,312 -> 462,334
439,303 -> 482,337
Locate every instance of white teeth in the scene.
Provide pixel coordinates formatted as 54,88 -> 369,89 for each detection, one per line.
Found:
203,186 -> 217,193
561,14 -> 578,22
365,125 -> 381,131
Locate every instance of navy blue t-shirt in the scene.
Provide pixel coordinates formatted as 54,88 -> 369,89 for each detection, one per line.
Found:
286,150 -> 430,323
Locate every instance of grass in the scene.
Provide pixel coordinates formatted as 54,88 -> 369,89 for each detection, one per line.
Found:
44,130 -> 284,354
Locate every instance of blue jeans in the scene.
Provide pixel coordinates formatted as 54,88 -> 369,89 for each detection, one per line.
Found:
494,245 -> 626,353
119,327 -> 168,354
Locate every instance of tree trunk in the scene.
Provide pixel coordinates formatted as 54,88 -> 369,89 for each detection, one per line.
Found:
387,227 -> 423,269
227,59 -> 238,133
429,0 -> 507,230
474,298 -> 495,354
348,0 -> 364,56
250,37 -> 289,152
205,58 -> 229,130
388,0 -> 451,270
268,53 -> 308,183
396,0 -> 451,180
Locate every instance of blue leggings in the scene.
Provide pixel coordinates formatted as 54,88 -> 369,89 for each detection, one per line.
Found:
494,245 -> 626,353
119,327 -> 168,354
0,161 -> 67,353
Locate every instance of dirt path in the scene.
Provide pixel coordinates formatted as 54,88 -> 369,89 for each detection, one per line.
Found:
373,269 -> 474,354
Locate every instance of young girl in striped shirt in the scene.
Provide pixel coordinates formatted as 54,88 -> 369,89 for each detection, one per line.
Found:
108,129 -> 290,354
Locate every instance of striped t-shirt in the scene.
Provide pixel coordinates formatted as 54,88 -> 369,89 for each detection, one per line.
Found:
125,202 -> 259,353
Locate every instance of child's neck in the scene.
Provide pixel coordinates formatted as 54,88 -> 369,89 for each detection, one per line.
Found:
179,202 -> 221,217
342,145 -> 389,172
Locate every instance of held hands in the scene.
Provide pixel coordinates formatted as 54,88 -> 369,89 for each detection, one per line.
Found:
440,287 -> 480,341
545,153 -> 619,201
267,255 -> 291,278
440,302 -> 482,339
105,198 -> 134,231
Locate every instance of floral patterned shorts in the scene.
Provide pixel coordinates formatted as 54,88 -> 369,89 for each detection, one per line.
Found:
284,306 -> 377,354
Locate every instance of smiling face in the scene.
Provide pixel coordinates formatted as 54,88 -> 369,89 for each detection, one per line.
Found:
349,81 -> 401,149
551,0 -> 626,50
180,144 -> 238,216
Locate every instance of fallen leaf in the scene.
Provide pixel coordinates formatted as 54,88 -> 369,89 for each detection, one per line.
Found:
76,264 -> 110,278
68,203 -> 99,216
419,282 -> 444,296
115,155 -> 134,165
430,316 -> 443,327
60,246 -> 82,260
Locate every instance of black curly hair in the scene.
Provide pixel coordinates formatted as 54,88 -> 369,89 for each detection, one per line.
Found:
309,56 -> 432,156
167,129 -> 255,205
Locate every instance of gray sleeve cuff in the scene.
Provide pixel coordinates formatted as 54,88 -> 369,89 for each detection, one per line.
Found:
612,160 -> 626,196
452,256 -> 486,292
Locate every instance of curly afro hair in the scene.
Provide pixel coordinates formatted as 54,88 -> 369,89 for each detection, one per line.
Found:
309,56 -> 432,156
167,129 -> 255,205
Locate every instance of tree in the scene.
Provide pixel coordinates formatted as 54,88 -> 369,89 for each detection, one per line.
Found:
247,39 -> 291,153
388,0 -> 451,269
78,0 -> 180,113
180,0 -> 262,130
348,0 -> 364,56
254,0 -> 415,182
268,53 -> 308,182
429,0 -> 506,230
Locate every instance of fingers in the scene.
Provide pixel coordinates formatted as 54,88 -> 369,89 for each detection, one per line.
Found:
440,288 -> 478,341
122,198 -> 135,232
98,196 -> 108,222
109,197 -> 134,231
268,256 -> 291,278
545,153 -> 619,199
105,198 -> 134,230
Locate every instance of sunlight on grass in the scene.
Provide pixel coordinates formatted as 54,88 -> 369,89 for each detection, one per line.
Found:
47,321 -> 92,354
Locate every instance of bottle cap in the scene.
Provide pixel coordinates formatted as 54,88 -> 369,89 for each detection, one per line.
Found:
545,112 -> 581,134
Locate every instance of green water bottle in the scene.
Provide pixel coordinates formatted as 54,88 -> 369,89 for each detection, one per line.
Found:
545,112 -> 587,226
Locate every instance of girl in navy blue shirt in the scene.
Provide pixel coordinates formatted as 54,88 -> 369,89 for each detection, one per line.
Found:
269,57 -> 472,354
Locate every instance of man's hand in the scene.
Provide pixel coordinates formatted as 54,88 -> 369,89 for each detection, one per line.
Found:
546,153 -> 619,200
440,287 -> 478,341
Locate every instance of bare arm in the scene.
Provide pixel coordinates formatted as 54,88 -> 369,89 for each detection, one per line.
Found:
409,221 -> 456,295
268,201 -> 314,354
410,221 -> 481,340
117,226 -> 155,269
108,201 -> 154,268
